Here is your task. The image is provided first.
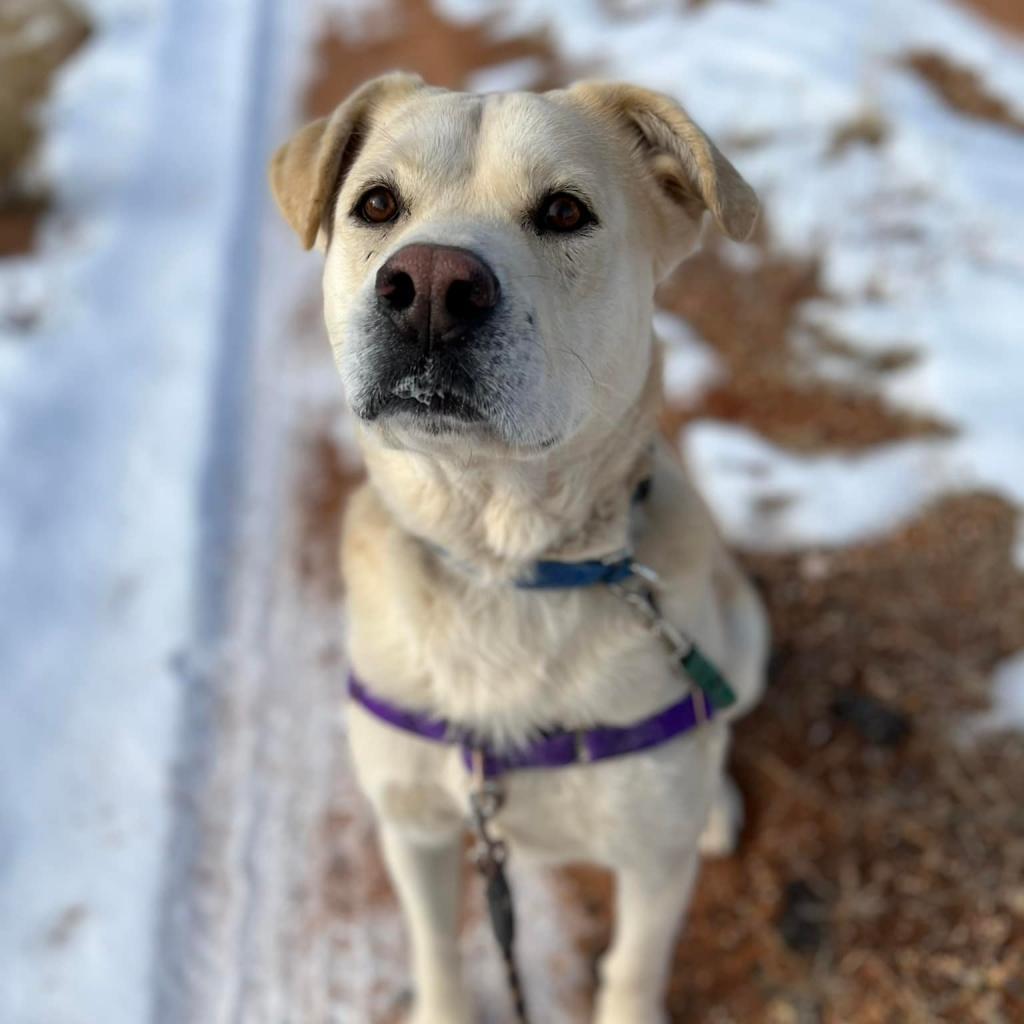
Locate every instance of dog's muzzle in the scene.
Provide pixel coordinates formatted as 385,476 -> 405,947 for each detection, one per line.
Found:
357,243 -> 503,425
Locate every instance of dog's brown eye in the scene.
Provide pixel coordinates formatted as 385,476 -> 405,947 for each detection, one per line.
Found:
537,193 -> 593,234
358,186 -> 399,224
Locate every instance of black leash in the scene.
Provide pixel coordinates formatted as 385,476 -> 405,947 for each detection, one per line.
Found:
469,755 -> 531,1024
481,852 -> 529,1023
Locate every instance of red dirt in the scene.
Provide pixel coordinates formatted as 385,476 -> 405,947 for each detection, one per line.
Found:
960,0 -> 1024,35
0,196 -> 47,258
0,0 -> 90,257
305,0 -> 562,117
906,51 -> 1024,134
657,245 -> 950,452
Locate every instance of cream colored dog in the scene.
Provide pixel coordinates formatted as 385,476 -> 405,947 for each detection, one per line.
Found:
271,73 -> 769,1024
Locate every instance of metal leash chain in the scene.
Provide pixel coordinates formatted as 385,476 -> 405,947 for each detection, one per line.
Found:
468,753 -> 531,1024
611,561 -> 738,713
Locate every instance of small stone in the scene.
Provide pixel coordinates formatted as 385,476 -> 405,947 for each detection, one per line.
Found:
831,689 -> 911,747
778,879 -> 828,955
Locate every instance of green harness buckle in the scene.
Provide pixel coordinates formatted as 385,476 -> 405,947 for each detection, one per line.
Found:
680,647 -> 738,710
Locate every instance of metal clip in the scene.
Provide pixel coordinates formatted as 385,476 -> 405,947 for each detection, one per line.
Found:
611,572 -> 691,657
468,750 -> 507,869
649,616 -> 694,660
693,687 -> 709,727
600,546 -> 635,565
574,729 -> 592,763
628,560 -> 662,586
610,573 -> 659,620
611,572 -> 703,702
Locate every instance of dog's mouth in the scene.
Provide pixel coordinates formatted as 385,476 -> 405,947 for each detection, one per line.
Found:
361,359 -> 487,427
372,390 -> 485,422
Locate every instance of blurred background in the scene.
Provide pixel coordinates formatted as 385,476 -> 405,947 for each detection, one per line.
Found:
1,1 -> 1022,1021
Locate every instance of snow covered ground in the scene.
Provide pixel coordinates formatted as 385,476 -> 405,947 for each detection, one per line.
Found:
0,0 -> 312,1020
0,0 -> 1021,1021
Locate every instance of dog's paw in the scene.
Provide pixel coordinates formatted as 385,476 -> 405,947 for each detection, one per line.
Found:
407,993 -> 474,1024
408,1005 -> 473,1024
698,775 -> 744,858
593,988 -> 667,1024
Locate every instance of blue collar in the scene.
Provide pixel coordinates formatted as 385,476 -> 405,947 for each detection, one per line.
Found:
514,554 -> 637,589
449,476 -> 654,591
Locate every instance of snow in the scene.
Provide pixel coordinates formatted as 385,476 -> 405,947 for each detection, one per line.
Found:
655,310 -> 722,407
684,423 -> 959,551
973,651 -> 1024,733
2,0 -> 1023,1020
468,57 -> 548,94
0,0 -> 289,1020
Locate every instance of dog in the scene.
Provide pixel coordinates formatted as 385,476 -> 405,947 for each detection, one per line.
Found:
271,72 -> 769,1024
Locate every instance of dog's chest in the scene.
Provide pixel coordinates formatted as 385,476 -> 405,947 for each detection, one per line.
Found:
341,485 -> 734,852
347,557 -> 704,750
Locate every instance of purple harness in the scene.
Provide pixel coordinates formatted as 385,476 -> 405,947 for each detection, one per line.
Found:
348,672 -> 714,779
347,543 -> 735,779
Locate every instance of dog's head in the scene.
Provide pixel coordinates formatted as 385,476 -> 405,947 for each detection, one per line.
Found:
271,74 -> 757,457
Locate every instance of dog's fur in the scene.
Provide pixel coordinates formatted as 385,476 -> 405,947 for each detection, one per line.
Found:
271,74 -> 769,1024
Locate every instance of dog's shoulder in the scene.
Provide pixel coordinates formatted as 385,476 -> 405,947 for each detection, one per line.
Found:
639,440 -> 723,580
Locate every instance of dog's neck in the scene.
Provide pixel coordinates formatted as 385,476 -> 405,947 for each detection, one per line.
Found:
359,355 -> 661,580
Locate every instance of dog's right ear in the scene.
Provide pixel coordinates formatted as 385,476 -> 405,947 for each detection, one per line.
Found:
269,72 -> 424,250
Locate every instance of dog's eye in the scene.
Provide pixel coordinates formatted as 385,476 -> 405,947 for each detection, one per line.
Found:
537,193 -> 593,234
357,186 -> 400,225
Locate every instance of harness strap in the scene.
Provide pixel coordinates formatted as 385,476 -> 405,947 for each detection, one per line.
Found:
348,673 -> 714,780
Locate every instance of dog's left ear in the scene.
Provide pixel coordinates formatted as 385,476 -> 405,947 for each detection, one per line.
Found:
269,72 -> 424,250
569,82 -> 758,269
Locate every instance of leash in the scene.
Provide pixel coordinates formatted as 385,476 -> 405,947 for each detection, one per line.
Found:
468,753 -> 531,1023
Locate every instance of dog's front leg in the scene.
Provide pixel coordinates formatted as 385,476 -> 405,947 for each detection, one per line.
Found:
380,825 -> 473,1024
592,854 -> 700,1024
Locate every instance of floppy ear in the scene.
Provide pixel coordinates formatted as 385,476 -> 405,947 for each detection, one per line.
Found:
269,72 -> 424,250
569,81 -> 758,263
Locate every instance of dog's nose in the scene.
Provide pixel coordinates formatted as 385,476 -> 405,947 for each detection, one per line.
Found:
375,244 -> 500,347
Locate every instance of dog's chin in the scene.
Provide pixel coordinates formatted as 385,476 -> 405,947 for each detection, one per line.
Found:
372,390 -> 484,423
357,393 -> 564,458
